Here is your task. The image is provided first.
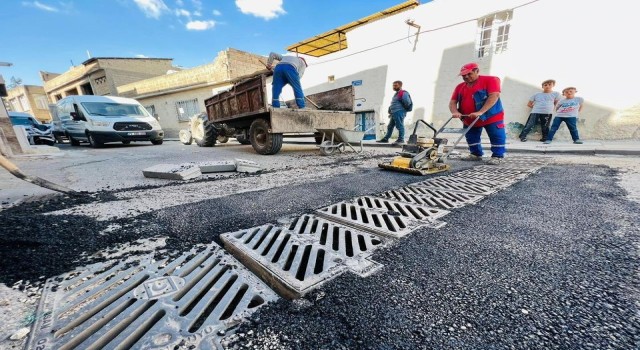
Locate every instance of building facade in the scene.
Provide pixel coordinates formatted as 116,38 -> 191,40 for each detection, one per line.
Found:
4,85 -> 52,122
296,0 -> 639,141
117,48 -> 266,138
41,57 -> 176,103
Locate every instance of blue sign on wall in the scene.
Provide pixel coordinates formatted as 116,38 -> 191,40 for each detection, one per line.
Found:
352,80 -> 363,86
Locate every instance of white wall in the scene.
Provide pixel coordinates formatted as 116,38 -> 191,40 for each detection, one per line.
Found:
299,0 -> 639,141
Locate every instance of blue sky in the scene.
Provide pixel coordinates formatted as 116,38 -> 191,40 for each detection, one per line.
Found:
1,0 -> 410,85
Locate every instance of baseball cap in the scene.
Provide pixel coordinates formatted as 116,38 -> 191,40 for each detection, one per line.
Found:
459,62 -> 478,76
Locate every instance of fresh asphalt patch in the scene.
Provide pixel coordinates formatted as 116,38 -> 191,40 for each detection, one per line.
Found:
224,164 -> 640,349
0,162 -> 472,286
2,161 -> 638,349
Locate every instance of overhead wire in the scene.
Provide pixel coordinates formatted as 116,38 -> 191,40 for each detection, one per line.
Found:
310,0 -> 541,66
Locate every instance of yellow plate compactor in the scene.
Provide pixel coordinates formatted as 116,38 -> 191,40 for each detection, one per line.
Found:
379,115 -> 479,175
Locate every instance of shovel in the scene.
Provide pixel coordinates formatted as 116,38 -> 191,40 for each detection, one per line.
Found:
0,153 -> 80,196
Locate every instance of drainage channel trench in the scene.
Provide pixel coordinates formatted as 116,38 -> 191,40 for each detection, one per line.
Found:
26,157 -> 549,349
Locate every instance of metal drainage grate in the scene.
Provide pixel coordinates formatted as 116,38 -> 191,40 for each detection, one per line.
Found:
284,214 -> 386,277
378,186 -> 484,210
27,244 -> 278,350
316,199 -> 443,239
352,196 -> 449,224
500,156 -> 552,169
410,176 -> 498,195
221,224 -> 348,300
449,166 -> 531,186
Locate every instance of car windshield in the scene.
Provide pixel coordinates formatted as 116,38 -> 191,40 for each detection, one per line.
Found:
81,102 -> 150,117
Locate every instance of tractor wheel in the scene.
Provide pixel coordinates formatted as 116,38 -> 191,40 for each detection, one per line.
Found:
249,118 -> 282,155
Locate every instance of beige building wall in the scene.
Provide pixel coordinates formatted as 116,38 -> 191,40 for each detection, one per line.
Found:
118,48 -> 266,138
5,85 -> 52,122
42,58 -> 175,102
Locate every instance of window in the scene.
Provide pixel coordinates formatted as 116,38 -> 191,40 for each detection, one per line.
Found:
54,94 -> 63,101
18,94 -> 31,111
476,10 -> 512,58
9,98 -> 21,111
175,98 -> 200,122
144,105 -> 158,120
34,94 -> 49,110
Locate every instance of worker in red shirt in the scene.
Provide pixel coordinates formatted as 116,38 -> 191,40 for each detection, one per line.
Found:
449,63 -> 506,165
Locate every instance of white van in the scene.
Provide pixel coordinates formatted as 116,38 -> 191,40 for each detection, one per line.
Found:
56,95 -> 164,147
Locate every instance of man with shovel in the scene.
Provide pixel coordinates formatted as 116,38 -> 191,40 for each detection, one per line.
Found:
266,52 -> 308,109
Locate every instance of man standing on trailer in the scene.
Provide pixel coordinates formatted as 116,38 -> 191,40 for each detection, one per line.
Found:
266,52 -> 308,109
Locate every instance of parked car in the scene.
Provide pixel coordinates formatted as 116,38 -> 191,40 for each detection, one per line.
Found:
48,104 -> 68,143
8,111 -> 56,146
56,95 -> 164,147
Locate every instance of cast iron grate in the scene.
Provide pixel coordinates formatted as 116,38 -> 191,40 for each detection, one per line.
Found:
221,224 -> 349,299
352,196 -> 449,223
316,198 -> 446,238
410,176 -> 498,195
377,186 -> 484,210
26,244 -> 278,350
448,166 -> 531,187
284,214 -> 386,276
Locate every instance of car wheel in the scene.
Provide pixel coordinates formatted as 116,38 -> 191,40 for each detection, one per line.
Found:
151,139 -> 163,145
87,133 -> 103,148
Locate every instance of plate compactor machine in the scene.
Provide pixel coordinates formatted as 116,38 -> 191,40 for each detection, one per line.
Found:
378,115 -> 479,175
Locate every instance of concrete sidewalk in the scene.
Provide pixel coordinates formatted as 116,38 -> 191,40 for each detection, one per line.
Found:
286,138 -> 640,156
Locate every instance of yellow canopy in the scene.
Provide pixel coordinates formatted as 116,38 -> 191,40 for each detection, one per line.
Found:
286,0 -> 420,57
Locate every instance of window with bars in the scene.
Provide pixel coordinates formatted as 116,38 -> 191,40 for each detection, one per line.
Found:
18,95 -> 31,111
175,98 -> 200,122
144,104 -> 158,120
476,10 -> 512,58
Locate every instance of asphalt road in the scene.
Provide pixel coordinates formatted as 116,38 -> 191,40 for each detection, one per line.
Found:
1,142 -> 639,349
223,164 -> 640,349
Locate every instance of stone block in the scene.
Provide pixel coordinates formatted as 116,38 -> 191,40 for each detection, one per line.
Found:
142,163 -> 201,180
196,160 -> 237,173
235,159 -> 262,173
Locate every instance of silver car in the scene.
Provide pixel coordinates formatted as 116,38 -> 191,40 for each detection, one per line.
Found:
8,112 -> 56,146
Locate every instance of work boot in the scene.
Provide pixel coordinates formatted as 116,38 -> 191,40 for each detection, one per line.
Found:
376,139 -> 389,143
392,139 -> 405,146
573,140 -> 583,144
543,140 -> 552,144
460,154 -> 482,161
486,157 -> 503,165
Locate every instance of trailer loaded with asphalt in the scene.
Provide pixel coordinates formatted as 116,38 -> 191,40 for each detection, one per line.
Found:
199,73 -> 356,155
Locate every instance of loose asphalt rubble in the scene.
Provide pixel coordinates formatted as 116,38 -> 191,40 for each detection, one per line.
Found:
1,140 -> 639,349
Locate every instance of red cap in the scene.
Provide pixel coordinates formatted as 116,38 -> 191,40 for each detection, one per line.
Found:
459,62 -> 478,75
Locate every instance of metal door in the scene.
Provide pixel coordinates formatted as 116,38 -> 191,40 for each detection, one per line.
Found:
356,111 -> 376,140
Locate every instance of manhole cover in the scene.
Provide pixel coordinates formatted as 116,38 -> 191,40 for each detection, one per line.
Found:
378,186 -> 484,209
27,244 -> 278,350
221,224 -> 349,299
410,176 -> 498,195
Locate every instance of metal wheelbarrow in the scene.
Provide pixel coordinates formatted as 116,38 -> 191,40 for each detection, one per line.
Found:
316,125 -> 375,156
